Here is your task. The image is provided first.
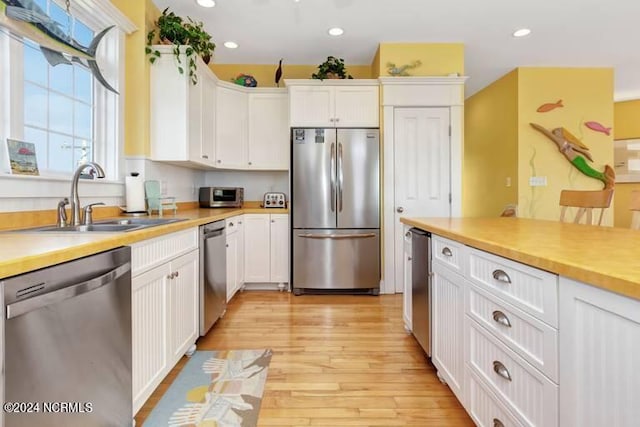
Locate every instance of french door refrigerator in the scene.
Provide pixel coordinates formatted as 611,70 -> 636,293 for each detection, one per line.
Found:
291,128 -> 380,294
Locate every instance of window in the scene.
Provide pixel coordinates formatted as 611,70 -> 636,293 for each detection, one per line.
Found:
0,0 -> 136,182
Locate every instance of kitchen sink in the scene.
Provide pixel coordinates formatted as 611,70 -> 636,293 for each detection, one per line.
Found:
14,218 -> 187,233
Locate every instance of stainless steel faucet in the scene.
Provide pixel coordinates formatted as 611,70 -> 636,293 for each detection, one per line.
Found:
69,162 -> 106,226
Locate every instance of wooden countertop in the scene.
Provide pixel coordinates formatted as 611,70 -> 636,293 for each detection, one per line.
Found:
0,207 -> 288,280
401,217 -> 640,301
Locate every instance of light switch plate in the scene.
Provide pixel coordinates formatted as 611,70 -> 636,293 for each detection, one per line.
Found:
529,176 -> 547,186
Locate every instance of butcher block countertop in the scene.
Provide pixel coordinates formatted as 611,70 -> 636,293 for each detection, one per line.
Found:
401,217 -> 640,301
0,206 -> 288,280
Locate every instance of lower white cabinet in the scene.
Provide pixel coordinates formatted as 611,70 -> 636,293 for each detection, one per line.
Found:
131,229 -> 199,415
226,215 -> 244,301
432,261 -> 465,404
244,213 -> 289,284
559,277 -> 640,427
402,225 -> 412,331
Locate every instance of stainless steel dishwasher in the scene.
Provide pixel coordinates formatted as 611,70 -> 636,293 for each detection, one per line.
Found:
410,228 -> 432,356
2,246 -> 132,427
199,220 -> 227,336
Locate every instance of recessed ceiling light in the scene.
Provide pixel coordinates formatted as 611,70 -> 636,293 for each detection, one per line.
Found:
328,27 -> 344,36
197,0 -> 215,7
224,41 -> 238,49
513,28 -> 531,37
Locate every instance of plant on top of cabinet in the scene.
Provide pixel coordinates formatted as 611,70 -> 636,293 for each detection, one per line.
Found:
311,56 -> 353,80
145,7 -> 216,84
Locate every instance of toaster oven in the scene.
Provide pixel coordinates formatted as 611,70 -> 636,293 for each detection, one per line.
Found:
199,187 -> 244,208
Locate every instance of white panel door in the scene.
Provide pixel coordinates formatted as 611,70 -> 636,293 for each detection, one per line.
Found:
215,85 -> 247,168
167,250 -> 199,366
393,107 -> 450,293
226,229 -> 239,301
244,214 -> 271,282
432,261 -> 465,405
269,214 -> 289,283
288,86 -> 334,127
248,93 -> 289,170
334,86 -> 379,127
560,277 -> 640,427
132,265 -> 168,415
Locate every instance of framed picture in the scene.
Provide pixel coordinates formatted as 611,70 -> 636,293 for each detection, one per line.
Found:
7,139 -> 39,176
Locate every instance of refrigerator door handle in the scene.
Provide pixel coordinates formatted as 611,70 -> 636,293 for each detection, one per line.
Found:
297,233 -> 377,239
330,142 -> 336,212
338,142 -> 344,212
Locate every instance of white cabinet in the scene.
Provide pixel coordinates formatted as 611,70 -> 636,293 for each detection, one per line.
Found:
287,80 -> 379,127
225,215 -> 244,301
131,228 -> 199,415
215,84 -> 247,169
403,225 -> 412,331
248,92 -> 289,170
432,260 -> 465,404
150,46 -> 215,167
559,277 -> 640,427
244,213 -> 289,284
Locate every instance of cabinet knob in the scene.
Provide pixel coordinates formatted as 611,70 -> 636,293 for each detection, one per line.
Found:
166,274 -> 173,280
492,360 -> 512,381
229,222 -> 234,227
492,310 -> 512,327
405,231 -> 411,238
441,247 -> 453,257
329,118 -> 334,122
174,271 -> 179,278
202,154 -> 209,159
248,161 -> 252,165
407,256 -> 412,261
271,219 -> 275,223
396,207 -> 404,213
335,117 -> 340,122
492,269 -> 512,284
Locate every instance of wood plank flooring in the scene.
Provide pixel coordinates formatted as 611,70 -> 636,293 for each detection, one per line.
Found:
135,291 -> 473,426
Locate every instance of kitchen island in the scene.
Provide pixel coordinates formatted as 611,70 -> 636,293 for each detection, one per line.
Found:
401,216 -> 640,427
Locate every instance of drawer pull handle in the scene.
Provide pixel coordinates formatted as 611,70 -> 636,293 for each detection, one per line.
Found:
492,269 -> 511,284
493,360 -> 512,381
492,310 -> 512,327
441,247 -> 453,257
493,419 -> 505,427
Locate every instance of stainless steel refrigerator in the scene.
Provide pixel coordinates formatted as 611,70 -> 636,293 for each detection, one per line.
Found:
291,128 -> 380,294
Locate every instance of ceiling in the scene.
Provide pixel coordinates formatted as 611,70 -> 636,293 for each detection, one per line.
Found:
152,0 -> 640,99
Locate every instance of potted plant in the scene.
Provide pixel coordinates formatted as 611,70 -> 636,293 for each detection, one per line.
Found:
145,8 -> 216,84
311,56 -> 353,80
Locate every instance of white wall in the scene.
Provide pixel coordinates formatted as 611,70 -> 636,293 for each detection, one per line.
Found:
125,158 -> 206,202
203,170 -> 289,201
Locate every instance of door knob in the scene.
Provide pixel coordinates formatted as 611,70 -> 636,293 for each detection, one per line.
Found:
396,207 -> 404,213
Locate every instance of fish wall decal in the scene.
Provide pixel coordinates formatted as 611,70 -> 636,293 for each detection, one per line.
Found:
584,121 -> 612,136
536,99 -> 563,113
0,0 -> 118,94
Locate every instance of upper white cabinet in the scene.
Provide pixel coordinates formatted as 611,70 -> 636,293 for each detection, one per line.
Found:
150,46 -> 215,168
286,80 -> 379,127
248,92 -> 289,170
215,84 -> 289,170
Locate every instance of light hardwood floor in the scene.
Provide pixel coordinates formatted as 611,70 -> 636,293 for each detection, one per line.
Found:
135,291 -> 473,426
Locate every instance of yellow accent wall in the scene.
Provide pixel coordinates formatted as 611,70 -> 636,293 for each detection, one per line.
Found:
209,64 -> 372,86
376,43 -> 464,77
464,67 -> 614,224
464,70 -> 519,217
613,99 -> 640,227
517,68 -> 614,223
111,0 -> 160,157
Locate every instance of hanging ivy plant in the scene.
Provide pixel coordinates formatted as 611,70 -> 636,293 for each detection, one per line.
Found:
311,56 -> 353,80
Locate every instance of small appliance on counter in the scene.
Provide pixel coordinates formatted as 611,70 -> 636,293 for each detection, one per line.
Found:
123,172 -> 147,214
263,192 -> 287,208
199,187 -> 244,208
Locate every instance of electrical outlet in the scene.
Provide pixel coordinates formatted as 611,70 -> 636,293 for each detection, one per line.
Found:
529,176 -> 547,186
160,180 -> 168,195
506,177 -> 511,187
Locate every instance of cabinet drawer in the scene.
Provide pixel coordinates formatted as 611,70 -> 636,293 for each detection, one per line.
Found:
432,234 -> 465,275
467,248 -> 558,327
467,284 -> 558,382
131,228 -> 198,277
468,319 -> 558,427
467,367 -> 525,427
225,215 -> 242,235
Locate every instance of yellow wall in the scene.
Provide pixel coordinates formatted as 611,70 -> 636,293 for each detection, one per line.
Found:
517,68 -> 614,224
111,0 -> 160,157
613,100 -> 640,227
376,43 -> 464,77
209,64 -> 372,87
464,70 -> 519,217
